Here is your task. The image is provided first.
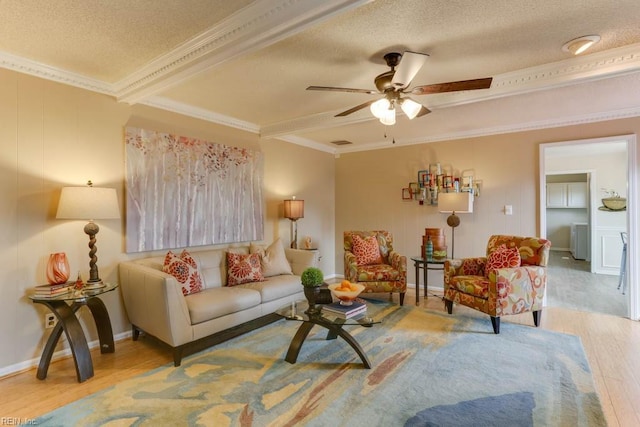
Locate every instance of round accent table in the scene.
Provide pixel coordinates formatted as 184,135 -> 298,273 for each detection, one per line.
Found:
410,257 -> 447,305
28,283 -> 118,383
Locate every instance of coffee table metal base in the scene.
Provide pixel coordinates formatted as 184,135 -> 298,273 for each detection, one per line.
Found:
285,317 -> 372,368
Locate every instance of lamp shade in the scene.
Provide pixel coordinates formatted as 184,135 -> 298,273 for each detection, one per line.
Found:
438,192 -> 473,214
283,199 -> 304,220
56,186 -> 120,220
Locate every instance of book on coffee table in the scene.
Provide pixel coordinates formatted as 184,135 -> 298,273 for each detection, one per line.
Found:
322,301 -> 367,318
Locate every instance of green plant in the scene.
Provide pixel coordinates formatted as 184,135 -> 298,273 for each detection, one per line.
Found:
301,267 -> 324,288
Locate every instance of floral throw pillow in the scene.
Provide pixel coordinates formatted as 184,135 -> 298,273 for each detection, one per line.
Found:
485,244 -> 521,277
226,252 -> 264,286
352,234 -> 383,266
163,250 -> 203,296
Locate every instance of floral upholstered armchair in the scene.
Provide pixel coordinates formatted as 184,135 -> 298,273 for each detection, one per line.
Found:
344,231 -> 407,305
443,235 -> 551,333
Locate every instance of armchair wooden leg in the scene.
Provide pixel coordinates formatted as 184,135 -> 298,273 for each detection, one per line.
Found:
532,310 -> 542,327
490,316 -> 500,334
399,292 -> 405,306
444,299 -> 453,314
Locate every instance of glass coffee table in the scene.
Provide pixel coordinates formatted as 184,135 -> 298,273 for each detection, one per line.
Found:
275,299 -> 384,368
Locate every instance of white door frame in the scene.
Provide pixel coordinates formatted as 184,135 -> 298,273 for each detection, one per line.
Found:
539,134 -> 638,321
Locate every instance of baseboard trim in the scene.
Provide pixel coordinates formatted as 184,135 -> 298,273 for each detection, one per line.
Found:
0,330 -> 132,380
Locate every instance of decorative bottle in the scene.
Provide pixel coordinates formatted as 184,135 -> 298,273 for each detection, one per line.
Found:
46,253 -> 70,285
426,236 -> 433,261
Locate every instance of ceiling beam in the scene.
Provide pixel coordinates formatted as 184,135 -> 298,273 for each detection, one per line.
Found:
115,0 -> 373,104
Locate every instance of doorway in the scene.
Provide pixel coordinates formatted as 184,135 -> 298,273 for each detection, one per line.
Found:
539,135 -> 638,320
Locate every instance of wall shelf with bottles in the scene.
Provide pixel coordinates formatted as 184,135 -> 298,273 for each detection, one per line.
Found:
402,163 -> 480,205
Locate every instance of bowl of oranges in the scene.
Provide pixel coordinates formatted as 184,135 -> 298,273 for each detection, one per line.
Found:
328,280 -> 365,305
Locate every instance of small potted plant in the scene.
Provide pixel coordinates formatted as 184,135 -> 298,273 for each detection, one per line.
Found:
301,267 -> 324,314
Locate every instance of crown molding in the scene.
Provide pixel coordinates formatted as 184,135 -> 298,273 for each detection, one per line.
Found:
115,0 -> 372,104
270,134 -> 337,154
336,105 -> 640,154
143,96 -> 260,134
0,51 -> 114,95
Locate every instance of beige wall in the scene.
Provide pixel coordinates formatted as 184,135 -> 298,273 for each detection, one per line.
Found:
335,119 -> 640,286
0,69 -> 335,373
2,65 -> 639,374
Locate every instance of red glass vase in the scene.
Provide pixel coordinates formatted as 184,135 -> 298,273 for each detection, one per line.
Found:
46,253 -> 70,285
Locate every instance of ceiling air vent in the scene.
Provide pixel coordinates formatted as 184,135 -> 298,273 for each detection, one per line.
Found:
330,140 -> 353,146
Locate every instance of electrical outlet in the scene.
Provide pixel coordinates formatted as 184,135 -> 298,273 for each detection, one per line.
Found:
45,313 -> 56,329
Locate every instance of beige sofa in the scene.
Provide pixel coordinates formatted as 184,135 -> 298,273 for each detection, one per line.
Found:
119,246 -> 317,366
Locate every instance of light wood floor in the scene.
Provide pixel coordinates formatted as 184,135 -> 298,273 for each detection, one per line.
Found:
1,289 -> 639,426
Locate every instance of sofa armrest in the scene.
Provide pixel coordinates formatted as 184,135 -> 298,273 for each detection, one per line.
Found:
284,248 -> 318,276
344,251 -> 358,282
489,266 -> 547,315
445,257 -> 486,278
119,261 -> 193,347
389,251 -> 407,284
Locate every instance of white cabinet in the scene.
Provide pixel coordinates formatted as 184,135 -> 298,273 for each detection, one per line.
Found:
546,182 -> 587,208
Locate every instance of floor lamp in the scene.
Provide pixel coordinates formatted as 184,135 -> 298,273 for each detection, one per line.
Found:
283,197 -> 304,249
438,192 -> 473,259
56,181 -> 120,285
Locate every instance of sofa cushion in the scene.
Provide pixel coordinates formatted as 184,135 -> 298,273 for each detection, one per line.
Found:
236,274 -> 303,303
485,244 -> 521,277
250,238 -> 292,277
450,275 -> 490,299
352,234 -> 383,265
162,250 -> 203,296
354,264 -> 401,282
185,287 -> 261,325
226,252 -> 264,286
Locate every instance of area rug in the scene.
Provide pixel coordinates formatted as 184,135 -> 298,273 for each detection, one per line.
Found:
35,302 -> 605,426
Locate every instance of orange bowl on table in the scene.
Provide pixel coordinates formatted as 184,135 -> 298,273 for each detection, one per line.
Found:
328,282 -> 365,304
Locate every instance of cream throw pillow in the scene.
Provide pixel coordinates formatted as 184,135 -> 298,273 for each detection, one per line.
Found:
250,238 -> 293,277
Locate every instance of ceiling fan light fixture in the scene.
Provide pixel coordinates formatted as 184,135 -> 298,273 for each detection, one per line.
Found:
400,98 -> 422,120
379,107 -> 396,125
370,98 -> 391,119
562,35 -> 600,55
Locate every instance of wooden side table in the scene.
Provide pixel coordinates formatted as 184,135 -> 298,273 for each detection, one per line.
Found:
410,257 -> 446,305
28,283 -> 118,383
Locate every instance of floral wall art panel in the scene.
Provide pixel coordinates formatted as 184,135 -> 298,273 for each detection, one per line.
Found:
125,127 -> 264,253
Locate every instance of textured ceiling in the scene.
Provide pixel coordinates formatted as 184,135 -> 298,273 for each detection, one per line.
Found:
1,0 -> 640,153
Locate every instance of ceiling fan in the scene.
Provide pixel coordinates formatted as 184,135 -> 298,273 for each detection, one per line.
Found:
307,51 -> 493,125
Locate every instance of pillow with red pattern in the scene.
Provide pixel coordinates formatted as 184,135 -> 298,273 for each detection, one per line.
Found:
163,250 -> 203,296
485,244 -> 521,277
352,234 -> 383,266
226,252 -> 264,286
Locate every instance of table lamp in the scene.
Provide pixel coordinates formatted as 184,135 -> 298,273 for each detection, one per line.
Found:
438,192 -> 473,259
56,181 -> 120,285
283,197 -> 304,249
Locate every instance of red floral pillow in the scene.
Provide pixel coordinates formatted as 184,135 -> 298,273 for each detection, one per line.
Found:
163,250 -> 203,296
226,252 -> 264,286
352,234 -> 383,266
485,244 -> 521,277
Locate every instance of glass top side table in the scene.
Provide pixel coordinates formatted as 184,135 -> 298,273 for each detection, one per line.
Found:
410,257 -> 447,305
28,283 -> 118,383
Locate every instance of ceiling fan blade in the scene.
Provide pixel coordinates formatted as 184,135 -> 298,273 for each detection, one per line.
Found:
410,77 -> 493,95
307,86 -> 377,94
391,51 -> 429,89
335,100 -> 376,117
416,105 -> 431,117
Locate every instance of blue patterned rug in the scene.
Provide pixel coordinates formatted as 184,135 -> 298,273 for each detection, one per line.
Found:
36,302 -> 604,426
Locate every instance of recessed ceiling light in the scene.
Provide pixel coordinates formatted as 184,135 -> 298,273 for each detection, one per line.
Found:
562,35 -> 601,55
